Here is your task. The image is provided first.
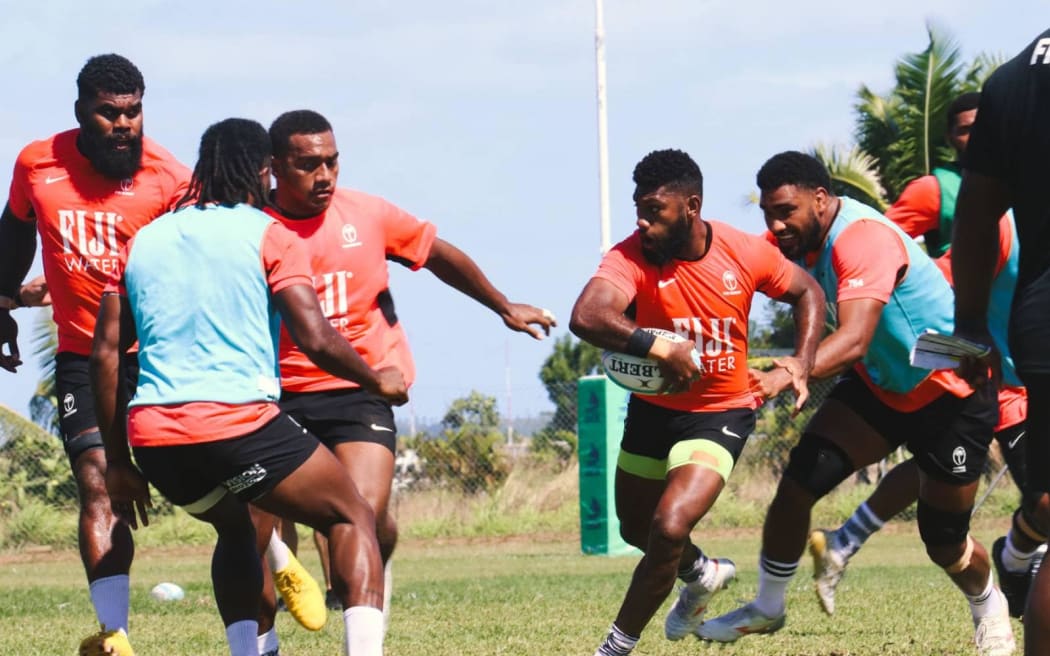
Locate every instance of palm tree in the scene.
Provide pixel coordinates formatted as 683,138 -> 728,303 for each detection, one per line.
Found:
815,24 -> 1001,207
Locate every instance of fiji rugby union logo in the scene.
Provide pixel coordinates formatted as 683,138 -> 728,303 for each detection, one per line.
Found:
116,178 -> 135,196
62,393 -> 77,417
951,446 -> 967,473
341,223 -> 361,248
722,270 -> 741,296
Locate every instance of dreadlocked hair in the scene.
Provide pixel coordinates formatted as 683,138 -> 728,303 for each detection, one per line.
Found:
177,118 -> 271,210
632,149 -> 703,200
76,54 -> 144,99
270,109 -> 333,157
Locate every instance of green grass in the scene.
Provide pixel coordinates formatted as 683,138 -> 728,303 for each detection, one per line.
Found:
0,521 -> 1024,655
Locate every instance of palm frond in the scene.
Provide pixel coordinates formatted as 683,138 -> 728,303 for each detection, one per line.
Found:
853,85 -> 902,178
886,23 -> 965,188
960,51 -> 1005,91
811,143 -> 888,211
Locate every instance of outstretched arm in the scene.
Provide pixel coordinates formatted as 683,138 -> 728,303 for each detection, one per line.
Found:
422,238 -> 555,339
754,264 -> 826,411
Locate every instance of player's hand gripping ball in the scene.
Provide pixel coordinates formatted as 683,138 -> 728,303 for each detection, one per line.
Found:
601,328 -> 702,394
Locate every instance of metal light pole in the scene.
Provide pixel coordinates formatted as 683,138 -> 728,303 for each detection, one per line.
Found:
594,0 -> 612,254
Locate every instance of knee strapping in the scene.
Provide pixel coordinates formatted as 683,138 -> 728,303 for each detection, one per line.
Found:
944,535 -> 975,574
783,433 -> 854,498
917,499 -> 972,547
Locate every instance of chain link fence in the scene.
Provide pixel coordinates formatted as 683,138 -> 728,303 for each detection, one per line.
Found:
0,372 -> 1014,548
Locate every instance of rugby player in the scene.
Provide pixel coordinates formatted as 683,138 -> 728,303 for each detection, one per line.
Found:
951,27 -> 1050,655
254,109 -> 556,650
699,152 -> 1015,656
569,148 -> 824,655
92,117 -> 407,656
0,54 -> 187,656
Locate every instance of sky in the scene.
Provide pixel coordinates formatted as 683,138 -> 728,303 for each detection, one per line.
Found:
0,1 -> 1045,430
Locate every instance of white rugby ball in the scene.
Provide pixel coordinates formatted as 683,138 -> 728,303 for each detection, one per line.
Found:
601,328 -> 701,395
150,582 -> 185,602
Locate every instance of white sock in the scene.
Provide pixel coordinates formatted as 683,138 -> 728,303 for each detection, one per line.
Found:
594,623 -> 638,656
1002,532 -> 1045,573
697,557 -> 723,591
837,502 -> 884,558
344,606 -> 383,656
226,620 -> 260,656
966,571 -> 1006,621
754,555 -> 796,618
266,530 -> 291,572
256,627 -> 278,656
89,574 -> 130,633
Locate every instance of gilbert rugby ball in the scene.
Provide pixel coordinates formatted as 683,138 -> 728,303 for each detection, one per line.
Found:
150,581 -> 185,602
601,328 -> 702,394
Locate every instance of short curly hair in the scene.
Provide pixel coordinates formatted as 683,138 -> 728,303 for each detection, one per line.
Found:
270,110 -> 333,157
756,151 -> 831,193
76,54 -> 144,99
632,149 -> 703,200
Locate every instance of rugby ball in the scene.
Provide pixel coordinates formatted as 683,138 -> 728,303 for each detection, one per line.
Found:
150,582 -> 185,602
601,328 -> 702,394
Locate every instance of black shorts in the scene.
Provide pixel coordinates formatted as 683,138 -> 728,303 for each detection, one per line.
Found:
621,396 -> 755,470
995,420 -> 1029,494
55,352 -> 139,465
828,372 -> 998,484
133,413 -> 319,508
1010,268 -> 1050,377
279,387 -> 396,453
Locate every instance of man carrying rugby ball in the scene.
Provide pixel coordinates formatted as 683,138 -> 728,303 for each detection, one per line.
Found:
569,148 -> 824,656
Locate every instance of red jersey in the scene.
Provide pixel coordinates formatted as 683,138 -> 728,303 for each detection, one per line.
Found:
884,175 -> 941,238
594,221 -> 794,412
8,129 -> 190,355
105,221 -> 313,447
265,188 -> 437,393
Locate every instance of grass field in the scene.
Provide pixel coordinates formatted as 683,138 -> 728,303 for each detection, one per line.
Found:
0,519 -> 1024,655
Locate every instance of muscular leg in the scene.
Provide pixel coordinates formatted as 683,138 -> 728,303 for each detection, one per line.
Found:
615,468 -> 702,573
192,494 -> 264,627
315,530 -> 333,592
614,469 -> 664,551
763,400 -> 890,564
253,445 -> 383,610
613,465 -> 724,636
1020,373 -> 1050,655
279,517 -> 298,555
331,442 -> 396,562
917,474 -> 989,594
864,459 -> 920,521
74,445 -> 134,632
248,505 -> 279,635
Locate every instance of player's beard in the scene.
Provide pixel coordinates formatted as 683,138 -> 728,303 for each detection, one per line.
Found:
642,211 -> 692,266
777,209 -> 823,260
80,128 -> 143,180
